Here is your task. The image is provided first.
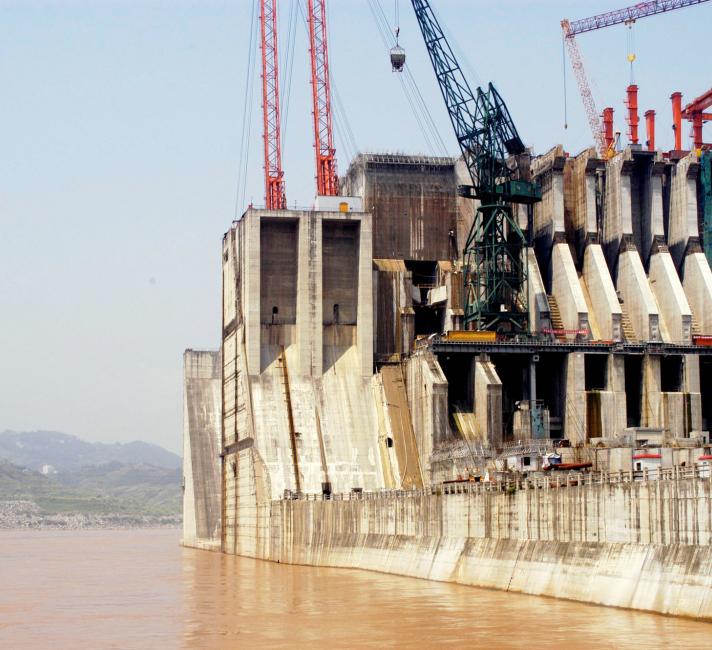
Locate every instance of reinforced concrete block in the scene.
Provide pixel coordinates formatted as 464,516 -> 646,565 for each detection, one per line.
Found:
682,251 -> 712,334
183,349 -> 222,546
551,243 -> 589,334
616,250 -> 661,342
648,251 -> 692,343
527,247 -> 551,334
564,352 -> 586,445
583,244 -> 622,341
472,357 -> 502,449
642,355 -> 661,427
604,152 -> 634,270
668,152 -> 700,267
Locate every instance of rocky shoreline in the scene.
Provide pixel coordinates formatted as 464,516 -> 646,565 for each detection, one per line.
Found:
0,500 -> 181,530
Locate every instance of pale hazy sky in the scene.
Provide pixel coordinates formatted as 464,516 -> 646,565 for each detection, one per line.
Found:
1,0 -> 709,454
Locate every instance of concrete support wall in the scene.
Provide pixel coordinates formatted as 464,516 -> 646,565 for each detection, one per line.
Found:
526,248 -> 550,334
471,357 -> 502,448
404,351 -> 449,483
604,153 -> 634,270
582,244 -> 622,341
683,252 -> 712,334
668,152 -> 700,267
182,350 -> 222,548
648,251 -> 692,343
616,250 -> 661,342
239,477 -> 712,621
551,243 -> 589,334
565,352 -> 586,445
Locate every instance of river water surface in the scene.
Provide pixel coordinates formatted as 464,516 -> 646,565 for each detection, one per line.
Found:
0,528 -> 710,649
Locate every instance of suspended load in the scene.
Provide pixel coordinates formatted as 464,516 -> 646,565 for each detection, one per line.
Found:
390,26 -> 405,71
390,45 -> 406,71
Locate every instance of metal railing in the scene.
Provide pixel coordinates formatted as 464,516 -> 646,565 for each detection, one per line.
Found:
283,464 -> 711,502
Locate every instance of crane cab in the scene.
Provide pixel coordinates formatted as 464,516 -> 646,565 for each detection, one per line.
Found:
390,45 -> 406,72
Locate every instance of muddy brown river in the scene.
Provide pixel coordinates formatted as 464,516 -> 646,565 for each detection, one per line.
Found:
0,528 -> 710,648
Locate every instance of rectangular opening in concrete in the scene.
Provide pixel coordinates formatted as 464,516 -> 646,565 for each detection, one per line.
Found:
701,358 -> 712,432
536,354 -> 565,438
260,219 -> 298,324
439,354 -> 472,413
322,221 -> 359,325
624,356 -> 642,426
585,354 -> 607,391
660,355 -> 683,392
491,354 -> 528,439
405,260 -> 441,337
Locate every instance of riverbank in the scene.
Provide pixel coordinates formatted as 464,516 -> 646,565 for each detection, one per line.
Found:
0,500 -> 181,529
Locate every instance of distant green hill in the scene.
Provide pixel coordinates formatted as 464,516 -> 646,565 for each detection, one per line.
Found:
0,430 -> 181,473
0,458 -> 181,517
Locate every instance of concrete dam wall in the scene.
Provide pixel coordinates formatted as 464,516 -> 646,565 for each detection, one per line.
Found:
260,475 -> 712,620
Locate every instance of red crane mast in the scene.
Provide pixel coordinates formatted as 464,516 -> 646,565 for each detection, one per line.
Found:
307,0 -> 339,196
260,0 -> 286,209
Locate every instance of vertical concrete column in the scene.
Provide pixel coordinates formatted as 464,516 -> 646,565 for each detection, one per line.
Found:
684,355 -> 703,434
526,248 -> 551,334
470,356 -> 503,449
564,352 -> 586,445
640,159 -> 666,262
296,211 -> 323,377
641,355 -> 661,427
668,153 -> 701,267
244,211 -> 261,375
607,354 -> 628,436
604,152 -> 634,270
551,243 -> 589,334
358,213 -> 374,377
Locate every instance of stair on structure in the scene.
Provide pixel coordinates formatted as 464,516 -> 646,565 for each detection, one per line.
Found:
691,314 -> 701,337
547,295 -> 566,339
620,304 -> 638,343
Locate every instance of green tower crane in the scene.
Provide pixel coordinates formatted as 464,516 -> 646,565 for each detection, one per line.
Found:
408,0 -> 540,333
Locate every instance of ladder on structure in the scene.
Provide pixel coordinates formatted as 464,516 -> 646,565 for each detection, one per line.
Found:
547,295 -> 566,340
619,304 -> 638,343
276,346 -> 301,494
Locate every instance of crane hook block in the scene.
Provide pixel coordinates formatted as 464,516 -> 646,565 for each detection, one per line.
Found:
390,45 -> 406,72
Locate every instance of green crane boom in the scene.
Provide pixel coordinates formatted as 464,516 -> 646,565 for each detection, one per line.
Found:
409,0 -> 540,332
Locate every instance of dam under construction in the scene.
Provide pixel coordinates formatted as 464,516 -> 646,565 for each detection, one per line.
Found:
182,0 -> 712,621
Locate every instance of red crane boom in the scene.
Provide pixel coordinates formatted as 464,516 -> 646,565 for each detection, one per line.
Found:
566,0 -> 710,35
307,0 -> 339,196
562,0 -> 711,157
260,0 -> 286,209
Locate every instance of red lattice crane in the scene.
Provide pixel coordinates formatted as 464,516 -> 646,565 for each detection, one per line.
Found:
260,0 -> 286,209
562,0 -> 711,157
307,0 -> 339,196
